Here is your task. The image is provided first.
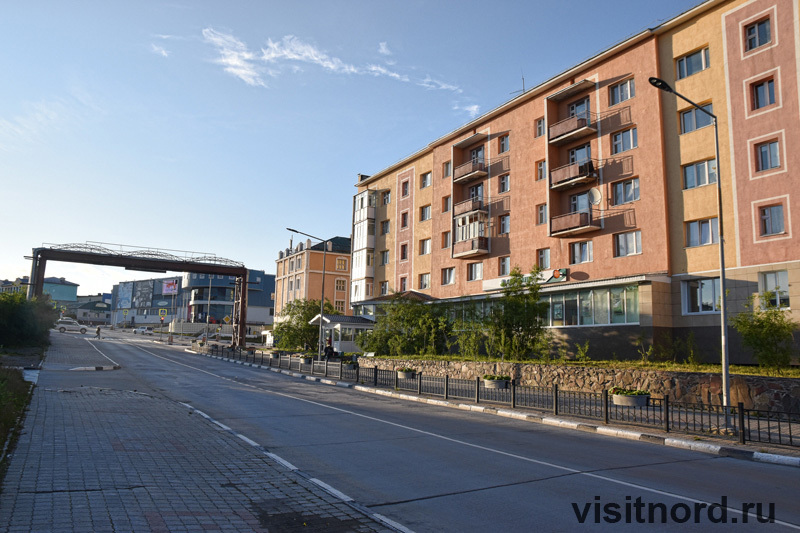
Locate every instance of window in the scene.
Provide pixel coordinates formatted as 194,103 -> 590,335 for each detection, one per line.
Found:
569,97 -> 590,120
380,250 -> 389,265
419,238 -> 431,255
614,230 -> 642,257
569,144 -> 591,164
288,279 -> 293,292
444,161 -> 452,178
536,160 -> 546,181
683,160 -> 717,189
544,286 -> 639,326
420,172 -> 431,188
336,257 -> 347,270
499,135 -> 509,153
760,205 -> 784,236
686,218 -> 719,247
382,191 -> 391,205
499,214 -> 510,234
535,118 -> 545,138
761,270 -> 789,308
467,262 -> 483,281
612,127 -> 637,154
379,281 -> 389,295
570,241 -> 593,264
420,205 -> 431,221
470,146 -> 485,163
499,256 -> 510,277
610,79 -> 635,106
685,278 -> 720,314
538,248 -> 550,269
753,79 -> 775,110
401,180 -> 409,197
443,196 -> 452,212
419,273 -> 430,290
442,231 -> 451,249
676,47 -> 710,79
335,300 -> 345,313
746,19 -> 771,51
537,204 -> 547,225
613,178 -> 640,205
469,183 -> 483,200
380,220 -> 390,235
400,244 -> 408,261
499,174 -> 510,193
442,267 -> 455,285
335,279 -> 346,291
681,104 -> 713,133
570,192 -> 589,213
401,212 -> 409,228
756,140 -> 780,171
400,277 -> 407,292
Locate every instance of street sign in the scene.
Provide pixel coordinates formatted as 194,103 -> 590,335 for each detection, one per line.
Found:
223,315 -> 231,324
158,308 -> 167,317
122,309 -> 128,316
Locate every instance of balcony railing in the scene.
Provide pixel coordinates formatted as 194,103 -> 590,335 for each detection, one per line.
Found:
550,209 -> 601,236
453,237 -> 489,258
454,159 -> 488,184
453,197 -> 487,216
549,113 -> 598,145
550,160 -> 597,190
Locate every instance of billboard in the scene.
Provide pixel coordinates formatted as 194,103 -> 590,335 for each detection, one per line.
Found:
117,282 -> 133,309
162,279 -> 179,295
133,280 -> 154,308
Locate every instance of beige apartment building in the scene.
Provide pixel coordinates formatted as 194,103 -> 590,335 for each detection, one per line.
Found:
275,237 -> 352,320
350,0 -> 800,362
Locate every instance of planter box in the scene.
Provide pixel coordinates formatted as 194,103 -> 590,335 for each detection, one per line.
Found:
483,379 -> 509,390
612,394 -> 649,407
397,371 -> 415,380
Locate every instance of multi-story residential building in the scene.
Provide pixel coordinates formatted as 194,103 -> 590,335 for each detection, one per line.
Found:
350,0 -> 799,362
275,237 -> 352,319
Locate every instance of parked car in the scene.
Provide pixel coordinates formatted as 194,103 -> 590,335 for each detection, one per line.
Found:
56,318 -> 87,334
134,326 -> 154,335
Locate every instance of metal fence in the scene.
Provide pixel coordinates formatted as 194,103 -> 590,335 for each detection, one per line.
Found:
199,346 -> 799,448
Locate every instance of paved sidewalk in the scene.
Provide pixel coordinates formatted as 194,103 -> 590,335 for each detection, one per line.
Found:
0,338 -> 394,533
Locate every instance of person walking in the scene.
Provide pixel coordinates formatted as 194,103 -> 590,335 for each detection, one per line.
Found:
95,326 -> 101,339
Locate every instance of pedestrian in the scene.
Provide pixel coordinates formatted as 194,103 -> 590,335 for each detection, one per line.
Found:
95,326 -> 101,339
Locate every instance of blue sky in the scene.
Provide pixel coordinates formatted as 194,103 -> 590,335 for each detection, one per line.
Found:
1,0 -> 701,295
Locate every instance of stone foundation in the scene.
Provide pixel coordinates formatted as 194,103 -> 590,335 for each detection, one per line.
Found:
358,358 -> 800,413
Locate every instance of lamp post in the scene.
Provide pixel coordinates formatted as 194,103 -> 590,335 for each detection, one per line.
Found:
287,228 -> 328,360
649,76 -> 730,411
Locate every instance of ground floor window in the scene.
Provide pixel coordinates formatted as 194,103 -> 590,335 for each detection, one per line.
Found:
544,285 -> 638,326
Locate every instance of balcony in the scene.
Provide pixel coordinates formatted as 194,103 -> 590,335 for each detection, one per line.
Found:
453,197 -> 487,216
454,159 -> 488,184
548,113 -> 598,145
550,209 -> 601,236
550,160 -> 597,190
453,237 -> 489,258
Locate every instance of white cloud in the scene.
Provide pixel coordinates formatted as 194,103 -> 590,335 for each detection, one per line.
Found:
150,44 -> 170,58
261,35 -> 359,75
0,100 -> 69,152
365,64 -> 408,82
453,103 -> 481,118
202,28 -> 267,87
378,42 -> 391,56
419,76 -> 461,93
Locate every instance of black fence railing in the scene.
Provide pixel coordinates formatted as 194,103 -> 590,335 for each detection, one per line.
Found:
197,347 -> 800,448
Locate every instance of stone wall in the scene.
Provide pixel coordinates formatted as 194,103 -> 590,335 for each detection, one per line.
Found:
357,358 -> 800,412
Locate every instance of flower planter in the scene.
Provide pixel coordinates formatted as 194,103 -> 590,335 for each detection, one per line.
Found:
397,371 -> 415,380
612,394 -> 649,407
483,379 -> 509,390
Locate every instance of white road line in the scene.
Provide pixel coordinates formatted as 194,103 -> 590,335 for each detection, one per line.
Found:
265,452 -> 298,471
237,434 -> 260,447
125,344 -> 800,530
84,338 -> 120,367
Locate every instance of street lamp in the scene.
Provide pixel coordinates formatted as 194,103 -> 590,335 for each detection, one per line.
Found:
286,227 -> 328,360
649,76 -> 730,411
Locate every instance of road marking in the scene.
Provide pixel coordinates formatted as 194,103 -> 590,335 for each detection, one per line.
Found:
265,452 -> 298,471
309,478 -> 353,502
83,339 -> 121,368
237,434 -> 260,447
125,344 -> 800,530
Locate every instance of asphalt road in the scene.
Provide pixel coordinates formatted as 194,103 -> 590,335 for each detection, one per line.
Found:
47,331 -> 800,532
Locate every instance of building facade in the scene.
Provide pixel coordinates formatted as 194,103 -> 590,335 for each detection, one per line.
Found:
275,237 -> 352,319
350,0 -> 800,362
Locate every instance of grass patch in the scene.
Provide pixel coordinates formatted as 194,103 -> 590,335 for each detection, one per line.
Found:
0,367 -> 33,462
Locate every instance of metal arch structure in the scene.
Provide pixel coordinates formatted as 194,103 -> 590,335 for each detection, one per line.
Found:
28,242 -> 249,347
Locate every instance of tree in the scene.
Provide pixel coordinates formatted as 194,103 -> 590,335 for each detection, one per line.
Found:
730,291 -> 797,372
485,266 -> 550,360
356,294 -> 450,356
274,299 -> 337,352
0,292 -> 59,347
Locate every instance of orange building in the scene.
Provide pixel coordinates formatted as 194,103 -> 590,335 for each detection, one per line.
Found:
275,237 -> 352,321
350,0 -> 799,362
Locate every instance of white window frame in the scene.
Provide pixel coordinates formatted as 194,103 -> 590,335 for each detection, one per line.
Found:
380,250 -> 389,265
612,127 -> 637,154
420,172 -> 431,189
609,78 -> 635,106
746,19 -> 771,51
499,174 -> 510,193
684,278 -> 720,314
535,118 -> 545,138
570,241 -> 593,264
537,204 -> 547,225
614,230 -> 642,257
686,218 -> 719,247
613,178 -> 640,205
756,140 -> 780,171
681,104 -> 713,133
419,273 -> 430,290
420,205 -> 431,222
499,256 -> 510,277
419,238 -> 431,255
760,270 -> 789,308
538,248 -> 550,269
683,160 -> 717,189
753,78 -> 775,110
499,214 -> 510,235
467,262 -> 483,281
676,47 -> 710,79
442,231 -> 451,249
760,205 -> 784,236
442,268 -> 455,285
499,135 -> 509,153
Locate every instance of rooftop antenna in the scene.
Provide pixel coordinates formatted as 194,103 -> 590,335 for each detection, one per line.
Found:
510,70 -> 525,96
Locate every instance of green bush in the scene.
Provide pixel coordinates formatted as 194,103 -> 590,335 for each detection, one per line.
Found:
0,368 -> 32,454
730,291 -> 798,372
0,292 -> 59,347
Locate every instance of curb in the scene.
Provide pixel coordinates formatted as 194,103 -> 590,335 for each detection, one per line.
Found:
193,351 -> 800,469
69,365 -> 121,371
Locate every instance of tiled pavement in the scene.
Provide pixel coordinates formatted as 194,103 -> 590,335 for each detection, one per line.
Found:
0,336 -> 395,533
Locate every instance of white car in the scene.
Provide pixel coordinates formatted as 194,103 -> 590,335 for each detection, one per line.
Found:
56,318 -> 87,334
134,327 -> 154,335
